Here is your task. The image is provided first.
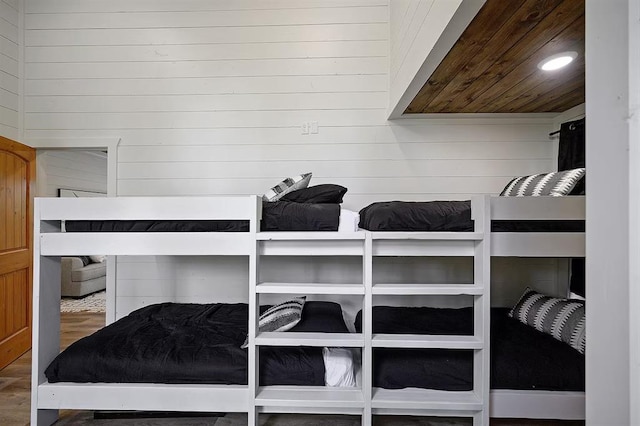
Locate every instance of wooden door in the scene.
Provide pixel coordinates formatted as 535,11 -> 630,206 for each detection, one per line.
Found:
0,136 -> 35,370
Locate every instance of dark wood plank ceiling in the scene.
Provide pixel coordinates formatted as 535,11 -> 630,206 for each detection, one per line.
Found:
405,0 -> 585,114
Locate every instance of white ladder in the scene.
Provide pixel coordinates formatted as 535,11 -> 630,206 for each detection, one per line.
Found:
363,195 -> 491,425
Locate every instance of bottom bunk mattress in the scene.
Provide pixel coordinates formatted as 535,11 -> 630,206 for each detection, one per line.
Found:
354,306 -> 584,392
46,301 -> 350,386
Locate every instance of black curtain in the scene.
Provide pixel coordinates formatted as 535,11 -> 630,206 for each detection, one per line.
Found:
557,117 -> 586,297
558,117 -> 586,194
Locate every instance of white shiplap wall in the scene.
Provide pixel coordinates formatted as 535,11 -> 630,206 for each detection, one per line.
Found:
35,150 -> 107,197
0,0 -> 20,140
388,0 -> 461,114
23,0 -> 559,316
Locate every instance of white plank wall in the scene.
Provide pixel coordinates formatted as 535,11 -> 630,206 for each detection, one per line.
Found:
388,0 -> 461,112
22,0 -> 559,314
0,0 -> 20,140
35,150 -> 107,197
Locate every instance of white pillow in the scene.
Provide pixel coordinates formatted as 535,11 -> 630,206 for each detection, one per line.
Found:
89,255 -> 106,263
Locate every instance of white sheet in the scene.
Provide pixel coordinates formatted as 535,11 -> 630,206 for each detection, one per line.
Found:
338,208 -> 360,232
323,347 -> 357,387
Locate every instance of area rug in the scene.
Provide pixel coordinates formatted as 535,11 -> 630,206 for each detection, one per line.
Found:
60,291 -> 106,313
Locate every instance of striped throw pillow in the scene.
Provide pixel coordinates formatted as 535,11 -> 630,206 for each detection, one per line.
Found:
509,288 -> 585,354
499,167 -> 585,197
263,173 -> 312,202
241,297 -> 306,348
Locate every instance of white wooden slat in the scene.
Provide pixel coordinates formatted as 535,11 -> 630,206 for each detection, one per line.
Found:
25,92 -> 387,113
117,142 -> 550,162
37,196 -> 259,220
0,122 -> 18,140
25,24 -> 388,47
256,282 -> 364,295
259,240 -> 364,257
25,75 -> 387,96
371,388 -> 482,412
389,0 -> 412,53
258,232 -> 364,241
0,87 -> 18,111
372,334 -> 482,349
115,279 -> 248,299
41,233 -> 255,256
490,390 -> 585,420
25,109 -> 388,130
390,0 -> 434,79
372,240 -> 476,257
113,177 -> 507,198
26,0 -> 388,14
0,0 -> 18,19
389,0 -> 421,77
116,256 -> 248,281
2,0 -> 18,11
0,35 -> 18,60
23,123 -> 552,144
113,125 -> 551,146
371,232 -> 483,241
0,104 -> 18,124
117,159 -> 552,180
256,386 -> 364,409
255,332 -> 363,347
491,196 -> 585,220
25,7 -> 388,30
37,383 -> 249,412
491,233 -> 585,257
25,57 -> 387,79
25,40 -> 387,63
0,55 -> 18,77
41,150 -> 108,175
0,10 -> 18,43
0,70 -> 18,92
372,284 -> 482,296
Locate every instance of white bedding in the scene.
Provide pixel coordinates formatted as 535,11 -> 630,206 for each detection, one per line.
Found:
338,208 -> 360,232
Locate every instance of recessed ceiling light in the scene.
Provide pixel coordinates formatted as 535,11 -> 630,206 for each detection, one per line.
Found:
537,51 -> 578,71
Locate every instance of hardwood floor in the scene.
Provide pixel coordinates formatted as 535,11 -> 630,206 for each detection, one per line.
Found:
0,312 -> 105,426
0,312 -> 585,426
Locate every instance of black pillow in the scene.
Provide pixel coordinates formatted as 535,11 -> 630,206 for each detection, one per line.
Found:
78,256 -> 92,266
280,184 -> 347,204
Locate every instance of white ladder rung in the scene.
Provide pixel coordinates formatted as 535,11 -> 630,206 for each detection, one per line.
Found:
372,334 -> 482,349
255,332 -> 364,347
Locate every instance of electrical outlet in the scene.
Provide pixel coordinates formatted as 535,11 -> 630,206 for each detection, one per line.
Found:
310,121 -> 318,134
301,122 -> 309,135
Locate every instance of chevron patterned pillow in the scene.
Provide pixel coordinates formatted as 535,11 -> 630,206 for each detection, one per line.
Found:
509,288 -> 585,354
263,173 -> 312,202
499,167 -> 585,197
241,296 -> 306,349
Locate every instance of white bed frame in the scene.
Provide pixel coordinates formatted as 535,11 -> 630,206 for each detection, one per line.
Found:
31,195 -> 585,425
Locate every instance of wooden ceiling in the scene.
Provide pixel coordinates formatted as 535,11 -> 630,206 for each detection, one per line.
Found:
405,0 -> 585,114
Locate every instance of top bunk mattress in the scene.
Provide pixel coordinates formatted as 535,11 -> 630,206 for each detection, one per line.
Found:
358,200 -> 584,232
65,201 -> 347,233
46,301 -> 349,386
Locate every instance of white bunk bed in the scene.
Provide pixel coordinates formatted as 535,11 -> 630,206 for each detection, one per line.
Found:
489,195 -> 585,421
31,194 -> 585,425
31,196 -> 261,426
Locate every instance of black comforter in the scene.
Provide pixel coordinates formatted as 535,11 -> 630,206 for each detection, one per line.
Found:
65,201 -> 341,233
355,306 -> 584,391
46,301 -> 348,386
358,200 -> 584,232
